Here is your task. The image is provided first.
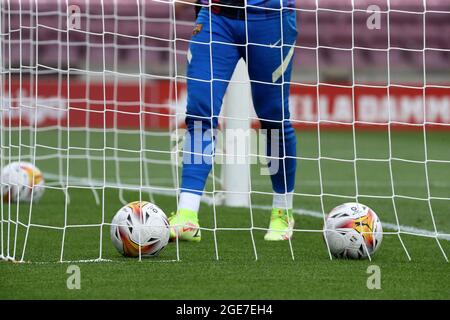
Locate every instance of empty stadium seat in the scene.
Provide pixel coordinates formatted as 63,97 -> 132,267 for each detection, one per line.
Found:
2,0 -> 449,74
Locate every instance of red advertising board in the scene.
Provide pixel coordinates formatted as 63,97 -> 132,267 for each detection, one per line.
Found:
2,80 -> 450,130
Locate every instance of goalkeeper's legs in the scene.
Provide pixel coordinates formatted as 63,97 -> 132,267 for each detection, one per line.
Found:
246,11 -> 298,240
170,10 -> 241,241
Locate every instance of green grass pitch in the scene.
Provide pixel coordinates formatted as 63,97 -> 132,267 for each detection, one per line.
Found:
0,128 -> 449,299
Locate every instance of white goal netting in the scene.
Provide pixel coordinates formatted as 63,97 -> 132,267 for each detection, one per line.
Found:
1,0 -> 449,263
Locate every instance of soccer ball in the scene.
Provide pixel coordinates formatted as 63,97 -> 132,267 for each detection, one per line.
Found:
110,201 -> 170,257
0,161 -> 45,202
324,202 -> 383,259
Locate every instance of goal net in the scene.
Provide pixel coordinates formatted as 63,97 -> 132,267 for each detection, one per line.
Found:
1,0 -> 449,263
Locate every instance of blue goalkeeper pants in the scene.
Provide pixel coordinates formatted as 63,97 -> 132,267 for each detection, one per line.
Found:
181,8 -> 298,195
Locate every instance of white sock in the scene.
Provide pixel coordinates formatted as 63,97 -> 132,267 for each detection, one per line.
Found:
178,192 -> 201,213
272,192 -> 293,210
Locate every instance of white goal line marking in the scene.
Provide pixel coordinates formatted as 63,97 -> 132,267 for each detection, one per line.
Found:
44,177 -> 450,189
14,259 -> 180,265
0,257 -> 179,264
